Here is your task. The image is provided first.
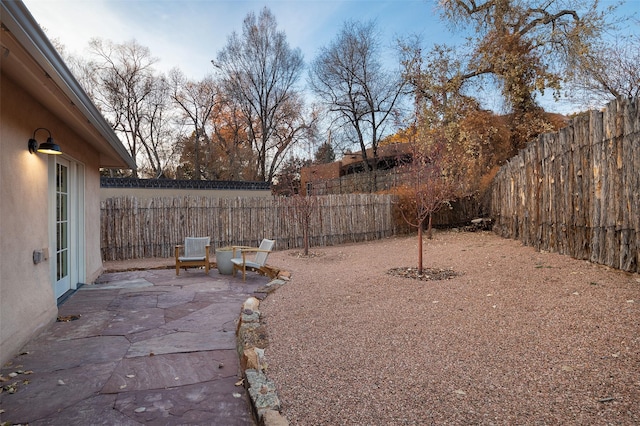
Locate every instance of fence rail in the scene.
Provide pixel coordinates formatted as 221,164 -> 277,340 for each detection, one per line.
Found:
100,193 -> 397,261
490,97 -> 639,273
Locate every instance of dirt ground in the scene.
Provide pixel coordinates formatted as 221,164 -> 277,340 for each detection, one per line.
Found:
259,230 -> 640,425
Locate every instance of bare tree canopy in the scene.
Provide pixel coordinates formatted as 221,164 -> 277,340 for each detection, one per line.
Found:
169,69 -> 217,180
568,32 -> 640,108
214,7 -> 309,182
83,38 -> 174,177
395,139 -> 460,273
309,20 -> 406,190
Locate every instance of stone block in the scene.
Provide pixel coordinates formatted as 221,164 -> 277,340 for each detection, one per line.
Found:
261,409 -> 289,426
243,297 -> 260,312
242,347 -> 260,371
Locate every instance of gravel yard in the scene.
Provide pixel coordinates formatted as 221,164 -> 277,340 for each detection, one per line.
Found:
261,230 -> 640,425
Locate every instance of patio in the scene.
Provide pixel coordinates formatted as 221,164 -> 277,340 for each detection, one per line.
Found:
0,265 -> 268,425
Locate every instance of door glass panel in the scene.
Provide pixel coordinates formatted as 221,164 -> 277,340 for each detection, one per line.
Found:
56,163 -> 69,283
60,221 -> 67,249
57,252 -> 62,281
57,165 -> 67,192
57,193 -> 67,222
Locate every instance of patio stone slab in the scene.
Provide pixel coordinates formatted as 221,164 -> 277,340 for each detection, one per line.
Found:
102,350 -> 239,393
193,291 -> 248,304
114,377 -> 254,426
31,394 -> 142,426
163,300 -> 212,322
6,335 -> 129,373
162,303 -> 240,333
40,310 -> 115,340
125,326 -> 176,344
107,292 -> 160,310
102,307 -> 167,335
157,289 -> 196,308
84,278 -> 154,290
181,280 -> 231,292
0,361 -> 117,424
95,271 -> 157,283
126,330 -> 235,357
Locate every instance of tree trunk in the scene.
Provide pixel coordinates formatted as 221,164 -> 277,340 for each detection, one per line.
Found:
418,221 -> 423,275
303,219 -> 309,256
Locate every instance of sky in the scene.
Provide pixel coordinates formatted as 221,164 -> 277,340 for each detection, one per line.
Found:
23,0 -> 449,79
21,0 -> 640,114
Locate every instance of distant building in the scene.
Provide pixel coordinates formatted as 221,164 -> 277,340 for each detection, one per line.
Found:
301,143 -> 412,195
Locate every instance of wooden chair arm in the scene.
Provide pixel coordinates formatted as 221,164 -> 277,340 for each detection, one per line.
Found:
232,245 -> 253,256
241,248 -> 273,262
240,248 -> 271,253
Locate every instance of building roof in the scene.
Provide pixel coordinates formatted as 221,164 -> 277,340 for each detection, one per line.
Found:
1,0 -> 136,169
340,143 -> 413,168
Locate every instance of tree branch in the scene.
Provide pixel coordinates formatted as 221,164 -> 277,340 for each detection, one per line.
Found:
518,9 -> 580,36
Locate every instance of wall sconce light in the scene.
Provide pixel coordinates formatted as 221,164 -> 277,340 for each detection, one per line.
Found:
28,127 -> 62,155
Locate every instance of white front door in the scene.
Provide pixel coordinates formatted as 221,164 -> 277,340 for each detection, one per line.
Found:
54,158 -> 71,298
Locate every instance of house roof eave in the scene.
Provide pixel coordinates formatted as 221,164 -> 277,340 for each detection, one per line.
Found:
1,0 -> 137,170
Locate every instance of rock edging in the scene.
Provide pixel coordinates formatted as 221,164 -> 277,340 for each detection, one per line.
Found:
236,275 -> 290,426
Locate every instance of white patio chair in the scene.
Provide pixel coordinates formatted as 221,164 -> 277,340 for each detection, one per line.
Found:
231,239 -> 275,281
175,237 -> 211,275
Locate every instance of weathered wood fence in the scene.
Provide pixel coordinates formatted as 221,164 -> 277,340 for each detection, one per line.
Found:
491,97 -> 639,273
101,193 -> 397,261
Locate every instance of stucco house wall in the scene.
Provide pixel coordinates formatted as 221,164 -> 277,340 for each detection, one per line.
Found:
1,1 -> 135,366
1,75 -> 59,361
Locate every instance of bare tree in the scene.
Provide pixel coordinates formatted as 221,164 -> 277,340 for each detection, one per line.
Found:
169,69 -> 217,180
214,7 -> 308,182
140,74 -> 178,178
285,191 -> 318,256
84,38 -> 170,177
309,20 -> 406,192
395,139 -> 459,275
568,33 -> 640,109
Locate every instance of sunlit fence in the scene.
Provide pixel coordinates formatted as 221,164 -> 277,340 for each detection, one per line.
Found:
100,193 -> 397,261
491,97 -> 640,273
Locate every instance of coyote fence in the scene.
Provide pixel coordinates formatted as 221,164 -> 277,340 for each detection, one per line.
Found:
491,97 -> 639,273
100,193 -> 396,261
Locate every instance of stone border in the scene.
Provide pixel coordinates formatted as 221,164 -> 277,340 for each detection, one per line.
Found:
236,274 -> 290,426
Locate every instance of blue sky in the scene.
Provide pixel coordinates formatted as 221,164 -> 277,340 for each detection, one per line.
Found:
21,0 -> 639,114
23,0 -> 449,78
